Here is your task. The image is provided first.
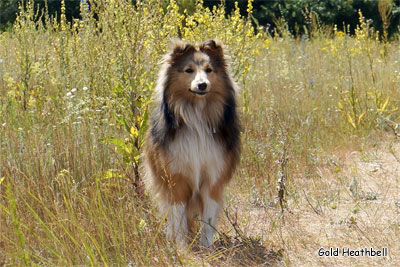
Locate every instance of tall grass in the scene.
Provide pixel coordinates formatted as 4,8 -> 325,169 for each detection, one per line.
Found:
1,0 -> 399,265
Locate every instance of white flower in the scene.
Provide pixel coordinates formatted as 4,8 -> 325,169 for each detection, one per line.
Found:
66,92 -> 72,97
71,88 -> 77,92
82,86 -> 88,91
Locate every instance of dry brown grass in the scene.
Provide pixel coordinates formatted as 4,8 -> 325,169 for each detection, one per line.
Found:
222,137 -> 400,266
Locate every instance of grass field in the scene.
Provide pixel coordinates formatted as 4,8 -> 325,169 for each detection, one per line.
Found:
1,1 -> 399,266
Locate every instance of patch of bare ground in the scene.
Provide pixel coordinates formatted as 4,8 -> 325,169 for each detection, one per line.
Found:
219,140 -> 399,266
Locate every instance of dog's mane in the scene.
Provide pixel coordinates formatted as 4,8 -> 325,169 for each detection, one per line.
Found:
150,39 -> 240,153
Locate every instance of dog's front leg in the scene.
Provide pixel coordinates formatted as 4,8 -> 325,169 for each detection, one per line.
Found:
166,203 -> 188,245
200,195 -> 219,248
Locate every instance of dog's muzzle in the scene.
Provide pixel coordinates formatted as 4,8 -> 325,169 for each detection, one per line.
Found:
190,82 -> 209,95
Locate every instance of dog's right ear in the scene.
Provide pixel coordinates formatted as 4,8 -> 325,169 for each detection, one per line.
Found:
170,39 -> 194,58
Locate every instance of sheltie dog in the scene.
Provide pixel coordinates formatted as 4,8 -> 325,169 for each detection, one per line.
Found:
143,39 -> 240,248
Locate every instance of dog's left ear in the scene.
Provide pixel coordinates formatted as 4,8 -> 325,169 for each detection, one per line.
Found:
202,39 -> 223,53
201,39 -> 225,68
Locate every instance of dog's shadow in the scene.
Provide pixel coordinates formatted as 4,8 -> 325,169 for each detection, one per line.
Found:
207,232 -> 283,266
187,209 -> 284,266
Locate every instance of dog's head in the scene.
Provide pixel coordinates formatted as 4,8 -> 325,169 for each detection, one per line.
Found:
165,39 -> 227,98
151,39 -> 239,144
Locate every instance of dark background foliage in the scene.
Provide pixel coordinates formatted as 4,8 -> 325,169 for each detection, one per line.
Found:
203,0 -> 400,37
0,0 -> 81,30
1,0 -> 400,38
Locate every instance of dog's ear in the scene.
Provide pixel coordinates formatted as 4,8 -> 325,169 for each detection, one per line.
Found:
170,39 -> 194,58
201,39 -> 223,54
201,39 -> 225,66
204,39 -> 222,49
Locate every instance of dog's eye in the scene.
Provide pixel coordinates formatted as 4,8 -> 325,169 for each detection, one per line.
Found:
205,68 -> 213,73
185,68 -> 194,73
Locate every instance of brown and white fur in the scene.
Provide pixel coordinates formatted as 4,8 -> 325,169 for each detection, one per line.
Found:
143,39 -> 240,248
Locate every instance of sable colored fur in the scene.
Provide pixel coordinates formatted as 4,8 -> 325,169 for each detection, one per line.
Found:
143,39 -> 240,248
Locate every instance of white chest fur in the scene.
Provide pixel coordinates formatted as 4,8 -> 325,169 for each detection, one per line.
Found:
167,106 -> 225,192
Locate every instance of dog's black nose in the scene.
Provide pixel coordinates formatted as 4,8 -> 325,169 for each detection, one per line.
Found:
198,82 -> 207,91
